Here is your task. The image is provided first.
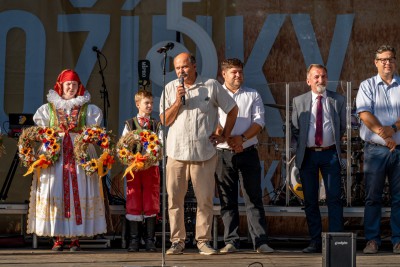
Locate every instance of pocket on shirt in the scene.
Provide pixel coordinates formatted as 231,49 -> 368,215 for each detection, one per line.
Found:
198,98 -> 211,113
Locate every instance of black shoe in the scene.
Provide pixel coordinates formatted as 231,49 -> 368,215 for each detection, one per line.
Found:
128,240 -> 140,252
128,220 -> 140,252
144,217 -> 157,252
145,239 -> 157,252
302,242 -> 322,253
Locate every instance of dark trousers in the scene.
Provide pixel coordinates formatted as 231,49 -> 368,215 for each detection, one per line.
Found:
215,146 -> 268,249
363,143 -> 400,245
299,148 -> 343,244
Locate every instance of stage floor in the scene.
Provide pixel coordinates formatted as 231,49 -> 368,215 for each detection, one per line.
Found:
1,241 -> 399,267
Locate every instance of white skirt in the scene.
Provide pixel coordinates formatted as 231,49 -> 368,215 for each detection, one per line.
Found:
26,134 -> 107,238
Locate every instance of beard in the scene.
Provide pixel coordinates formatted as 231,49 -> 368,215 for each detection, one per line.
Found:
317,85 -> 326,93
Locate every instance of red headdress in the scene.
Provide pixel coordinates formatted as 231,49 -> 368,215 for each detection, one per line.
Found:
53,69 -> 86,97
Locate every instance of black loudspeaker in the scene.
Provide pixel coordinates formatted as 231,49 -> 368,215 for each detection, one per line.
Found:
322,232 -> 356,267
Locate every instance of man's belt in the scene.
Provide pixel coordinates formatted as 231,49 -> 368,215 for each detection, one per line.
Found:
306,145 -> 335,152
217,145 -> 256,153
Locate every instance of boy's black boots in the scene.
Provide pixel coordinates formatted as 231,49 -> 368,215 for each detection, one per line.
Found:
128,221 -> 140,252
145,217 -> 157,252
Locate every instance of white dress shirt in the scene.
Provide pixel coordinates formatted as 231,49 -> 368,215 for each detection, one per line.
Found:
307,91 -> 335,147
217,85 -> 265,149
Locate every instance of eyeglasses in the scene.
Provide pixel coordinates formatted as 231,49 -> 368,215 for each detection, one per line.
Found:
376,57 -> 396,64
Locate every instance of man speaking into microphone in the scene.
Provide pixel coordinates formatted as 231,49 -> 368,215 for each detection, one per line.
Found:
160,52 -> 238,255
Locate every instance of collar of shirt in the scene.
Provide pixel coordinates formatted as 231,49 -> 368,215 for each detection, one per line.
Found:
223,84 -> 242,96
376,74 -> 400,87
311,90 -> 327,102
137,115 -> 150,120
218,84 -> 261,149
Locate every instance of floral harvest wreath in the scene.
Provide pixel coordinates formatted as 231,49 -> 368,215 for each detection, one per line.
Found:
116,129 -> 162,180
73,125 -> 115,177
18,126 -> 62,176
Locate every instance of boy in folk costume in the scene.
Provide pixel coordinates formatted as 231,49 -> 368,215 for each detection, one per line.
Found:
121,90 -> 162,252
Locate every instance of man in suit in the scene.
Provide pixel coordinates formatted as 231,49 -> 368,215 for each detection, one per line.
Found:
291,64 -> 346,253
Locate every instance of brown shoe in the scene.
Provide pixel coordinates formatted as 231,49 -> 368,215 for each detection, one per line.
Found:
363,240 -> 378,254
393,243 -> 400,254
166,242 -> 184,255
197,242 -> 218,255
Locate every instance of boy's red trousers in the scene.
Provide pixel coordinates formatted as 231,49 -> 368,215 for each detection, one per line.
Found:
126,166 -> 160,216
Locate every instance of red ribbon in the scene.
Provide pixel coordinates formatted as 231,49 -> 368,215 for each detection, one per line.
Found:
62,130 -> 82,225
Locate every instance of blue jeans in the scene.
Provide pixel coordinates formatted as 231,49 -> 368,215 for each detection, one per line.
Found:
215,147 -> 268,249
364,143 -> 400,245
299,148 -> 343,244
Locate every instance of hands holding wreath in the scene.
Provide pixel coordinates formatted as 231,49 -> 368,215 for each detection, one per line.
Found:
18,126 -> 62,176
18,125 -> 116,178
73,125 -> 116,177
18,125 -> 162,180
116,129 -> 162,181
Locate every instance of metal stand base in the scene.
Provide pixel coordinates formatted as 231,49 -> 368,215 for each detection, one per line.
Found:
0,150 -> 19,200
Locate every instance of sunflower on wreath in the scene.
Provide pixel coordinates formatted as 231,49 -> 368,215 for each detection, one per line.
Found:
18,126 -> 62,176
73,125 -> 115,177
116,129 -> 162,181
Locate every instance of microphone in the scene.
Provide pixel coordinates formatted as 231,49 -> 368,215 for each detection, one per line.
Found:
92,46 -> 101,54
179,75 -> 185,105
157,42 -> 174,53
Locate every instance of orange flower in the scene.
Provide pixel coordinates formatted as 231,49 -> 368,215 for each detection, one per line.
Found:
119,148 -> 128,158
101,137 -> 109,148
45,128 -> 54,136
89,159 -> 98,169
52,143 -> 60,152
103,154 -> 115,166
148,134 -> 158,142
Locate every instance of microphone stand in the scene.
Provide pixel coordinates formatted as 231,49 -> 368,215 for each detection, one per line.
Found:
94,49 -> 110,128
93,48 -> 114,231
160,50 -> 169,267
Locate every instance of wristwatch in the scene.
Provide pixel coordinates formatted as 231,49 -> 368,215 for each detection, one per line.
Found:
392,124 -> 398,133
241,134 -> 248,142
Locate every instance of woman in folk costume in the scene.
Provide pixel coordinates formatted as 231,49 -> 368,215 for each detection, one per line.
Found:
27,69 -> 107,251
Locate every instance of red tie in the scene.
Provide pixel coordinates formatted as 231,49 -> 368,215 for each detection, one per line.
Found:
315,95 -> 323,146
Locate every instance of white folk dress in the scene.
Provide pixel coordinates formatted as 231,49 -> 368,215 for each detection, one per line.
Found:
26,90 -> 107,238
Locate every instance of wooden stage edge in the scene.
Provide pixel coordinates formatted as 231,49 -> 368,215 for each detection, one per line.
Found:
0,248 -> 400,267
0,203 -> 392,250
1,204 -> 399,266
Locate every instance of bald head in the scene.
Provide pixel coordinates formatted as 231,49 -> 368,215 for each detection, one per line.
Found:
173,52 -> 197,85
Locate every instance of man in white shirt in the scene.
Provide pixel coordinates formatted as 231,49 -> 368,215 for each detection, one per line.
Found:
215,58 -> 274,254
160,52 -> 238,255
